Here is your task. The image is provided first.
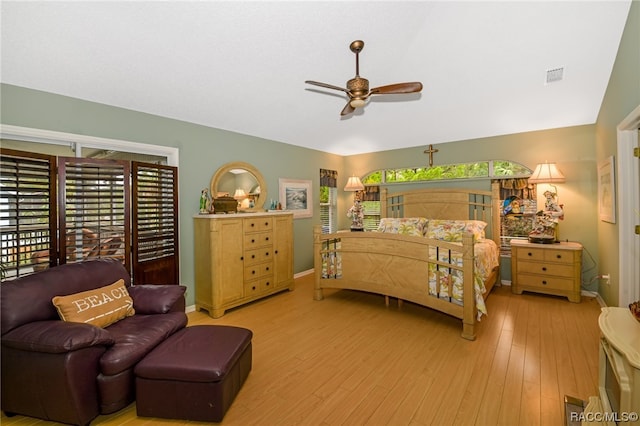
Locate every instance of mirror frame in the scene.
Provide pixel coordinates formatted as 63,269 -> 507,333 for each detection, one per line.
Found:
210,161 -> 267,212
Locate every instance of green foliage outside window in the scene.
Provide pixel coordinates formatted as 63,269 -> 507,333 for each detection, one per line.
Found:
362,160 -> 529,184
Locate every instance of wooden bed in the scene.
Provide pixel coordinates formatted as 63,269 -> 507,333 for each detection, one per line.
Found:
313,181 -> 501,340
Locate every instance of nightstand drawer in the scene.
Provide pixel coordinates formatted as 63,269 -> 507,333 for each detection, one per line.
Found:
543,249 -> 574,264
517,260 -> 574,277
516,273 -> 575,291
516,248 -> 545,262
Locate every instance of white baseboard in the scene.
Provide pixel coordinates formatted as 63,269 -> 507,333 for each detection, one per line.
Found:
294,269 -> 314,279
184,269 -> 315,314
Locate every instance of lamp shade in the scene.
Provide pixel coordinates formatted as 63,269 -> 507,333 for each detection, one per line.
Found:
233,189 -> 247,200
344,176 -> 365,192
528,162 -> 566,184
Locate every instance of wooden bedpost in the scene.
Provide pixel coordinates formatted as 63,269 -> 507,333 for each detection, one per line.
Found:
313,225 -> 324,301
461,232 -> 477,341
491,180 -> 501,249
381,187 -> 388,218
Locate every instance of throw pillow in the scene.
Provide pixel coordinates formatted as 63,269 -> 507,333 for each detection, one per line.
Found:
52,279 -> 135,328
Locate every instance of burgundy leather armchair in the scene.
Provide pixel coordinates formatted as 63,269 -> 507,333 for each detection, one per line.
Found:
1,259 -> 187,425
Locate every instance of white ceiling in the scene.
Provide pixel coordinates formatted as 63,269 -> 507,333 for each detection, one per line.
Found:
0,1 -> 632,156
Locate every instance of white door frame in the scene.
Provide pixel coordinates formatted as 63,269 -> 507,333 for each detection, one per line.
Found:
617,104 -> 640,306
0,124 -> 179,166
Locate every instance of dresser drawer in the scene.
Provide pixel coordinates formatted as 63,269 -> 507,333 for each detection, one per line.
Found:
244,217 -> 273,232
517,260 -> 575,278
244,247 -> 272,265
516,273 -> 575,291
244,276 -> 275,295
244,261 -> 273,281
244,230 -> 272,248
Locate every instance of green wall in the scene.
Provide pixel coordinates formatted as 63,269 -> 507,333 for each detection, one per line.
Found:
594,0 -> 640,306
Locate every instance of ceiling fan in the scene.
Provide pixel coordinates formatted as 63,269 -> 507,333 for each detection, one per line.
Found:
305,40 -> 423,116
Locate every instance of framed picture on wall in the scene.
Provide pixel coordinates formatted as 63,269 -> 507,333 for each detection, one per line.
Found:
279,178 -> 312,218
597,155 -> 616,223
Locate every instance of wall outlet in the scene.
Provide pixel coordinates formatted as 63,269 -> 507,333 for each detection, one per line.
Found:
601,274 -> 610,285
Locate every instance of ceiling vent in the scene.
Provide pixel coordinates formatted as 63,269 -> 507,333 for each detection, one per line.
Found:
546,67 -> 564,84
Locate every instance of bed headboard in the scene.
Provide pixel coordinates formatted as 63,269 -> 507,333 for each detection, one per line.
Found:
380,180 -> 501,245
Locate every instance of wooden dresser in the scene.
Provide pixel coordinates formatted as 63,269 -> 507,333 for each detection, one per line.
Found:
510,239 -> 582,303
194,211 -> 294,318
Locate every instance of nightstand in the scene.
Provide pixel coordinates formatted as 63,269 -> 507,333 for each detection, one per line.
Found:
510,239 -> 583,303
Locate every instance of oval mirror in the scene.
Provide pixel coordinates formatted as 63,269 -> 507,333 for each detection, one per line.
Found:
210,161 -> 267,212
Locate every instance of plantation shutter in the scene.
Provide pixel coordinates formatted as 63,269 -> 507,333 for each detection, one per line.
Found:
132,162 -> 179,285
58,157 -> 131,272
0,149 -> 57,279
362,185 -> 381,230
320,169 -> 338,233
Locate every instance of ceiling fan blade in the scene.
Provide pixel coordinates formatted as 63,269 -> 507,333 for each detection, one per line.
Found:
370,82 -> 423,95
340,101 -> 355,116
305,80 -> 349,94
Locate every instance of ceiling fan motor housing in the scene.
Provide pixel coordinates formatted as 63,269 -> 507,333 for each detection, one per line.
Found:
347,77 -> 369,98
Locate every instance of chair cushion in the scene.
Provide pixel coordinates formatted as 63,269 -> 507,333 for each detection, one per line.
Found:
100,311 -> 187,376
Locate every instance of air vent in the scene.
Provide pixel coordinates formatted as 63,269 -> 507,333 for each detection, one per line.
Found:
546,67 -> 564,84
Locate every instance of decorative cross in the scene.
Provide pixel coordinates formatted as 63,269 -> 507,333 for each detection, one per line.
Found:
423,144 -> 439,166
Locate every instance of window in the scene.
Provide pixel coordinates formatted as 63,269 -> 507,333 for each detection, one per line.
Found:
361,186 -> 381,231
363,160 -> 530,184
362,160 -> 535,230
319,169 -> 337,233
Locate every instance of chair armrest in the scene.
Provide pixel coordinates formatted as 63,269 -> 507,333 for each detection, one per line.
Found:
128,285 -> 186,314
1,320 -> 114,354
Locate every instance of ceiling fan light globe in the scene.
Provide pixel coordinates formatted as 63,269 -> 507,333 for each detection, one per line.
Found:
350,99 -> 366,108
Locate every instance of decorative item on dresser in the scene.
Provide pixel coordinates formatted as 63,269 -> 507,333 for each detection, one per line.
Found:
344,175 -> 365,231
193,211 -> 294,318
510,239 -> 582,302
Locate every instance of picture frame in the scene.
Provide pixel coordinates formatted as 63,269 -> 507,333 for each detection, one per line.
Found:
279,178 -> 312,218
597,155 -> 616,223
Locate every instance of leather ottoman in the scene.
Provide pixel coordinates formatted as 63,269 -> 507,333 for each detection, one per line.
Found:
134,325 -> 253,422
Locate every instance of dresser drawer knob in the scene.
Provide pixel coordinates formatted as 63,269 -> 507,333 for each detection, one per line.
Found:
542,280 -> 547,285
266,281 -> 270,286
556,254 -> 562,259
527,252 -> 533,256
251,254 -> 256,259
265,252 -> 269,256
252,270 -> 256,275
265,222 -> 269,226
542,267 -> 547,271
251,223 -> 255,227
251,239 -> 255,243
265,237 -> 269,241
252,286 -> 256,290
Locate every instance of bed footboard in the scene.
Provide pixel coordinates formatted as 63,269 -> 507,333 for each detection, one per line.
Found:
313,225 -> 478,340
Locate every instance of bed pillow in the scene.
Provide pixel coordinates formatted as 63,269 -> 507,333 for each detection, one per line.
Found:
52,279 -> 135,328
376,217 -> 428,237
425,219 -> 487,242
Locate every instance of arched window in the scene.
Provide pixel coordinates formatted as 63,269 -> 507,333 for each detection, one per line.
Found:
362,160 -> 531,184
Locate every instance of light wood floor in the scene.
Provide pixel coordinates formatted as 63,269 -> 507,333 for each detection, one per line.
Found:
2,273 -> 602,426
